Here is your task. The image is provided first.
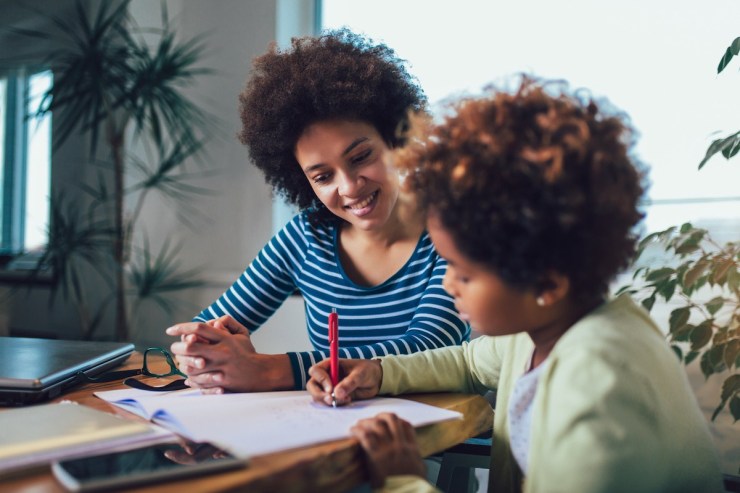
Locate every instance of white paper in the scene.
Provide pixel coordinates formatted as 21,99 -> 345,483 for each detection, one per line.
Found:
95,389 -> 462,458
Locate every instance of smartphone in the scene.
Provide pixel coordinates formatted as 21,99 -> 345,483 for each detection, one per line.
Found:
52,442 -> 245,491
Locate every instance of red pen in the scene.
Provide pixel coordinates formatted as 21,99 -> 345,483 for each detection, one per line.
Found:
329,308 -> 339,407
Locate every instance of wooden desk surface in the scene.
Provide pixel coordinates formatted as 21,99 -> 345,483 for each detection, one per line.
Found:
2,353 -> 493,493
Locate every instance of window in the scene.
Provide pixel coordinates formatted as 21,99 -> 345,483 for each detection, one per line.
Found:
0,68 -> 52,255
321,0 -> 740,240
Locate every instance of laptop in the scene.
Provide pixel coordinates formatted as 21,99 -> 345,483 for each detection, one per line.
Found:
0,337 -> 134,406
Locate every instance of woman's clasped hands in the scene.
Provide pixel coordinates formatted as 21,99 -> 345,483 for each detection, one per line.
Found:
167,315 -> 294,394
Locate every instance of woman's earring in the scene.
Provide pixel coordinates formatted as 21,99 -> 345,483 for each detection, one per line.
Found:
536,296 -> 546,307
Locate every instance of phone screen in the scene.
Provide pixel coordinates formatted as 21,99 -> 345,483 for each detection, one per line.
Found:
53,442 -> 243,491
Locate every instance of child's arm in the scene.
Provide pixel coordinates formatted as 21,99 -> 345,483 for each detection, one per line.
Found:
378,336 -> 504,396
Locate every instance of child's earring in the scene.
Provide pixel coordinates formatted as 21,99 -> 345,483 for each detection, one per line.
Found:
536,296 -> 546,307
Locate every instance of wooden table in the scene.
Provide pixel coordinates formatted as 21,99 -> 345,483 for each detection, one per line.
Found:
2,353 -> 493,493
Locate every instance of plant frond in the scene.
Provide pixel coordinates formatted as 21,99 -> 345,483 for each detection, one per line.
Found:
128,237 -> 203,316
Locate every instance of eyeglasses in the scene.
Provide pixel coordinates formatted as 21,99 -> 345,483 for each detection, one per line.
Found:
77,347 -> 188,392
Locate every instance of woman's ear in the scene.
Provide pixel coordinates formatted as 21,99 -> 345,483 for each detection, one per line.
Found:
534,272 -> 570,307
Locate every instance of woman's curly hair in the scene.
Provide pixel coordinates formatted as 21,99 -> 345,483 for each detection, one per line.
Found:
238,29 -> 426,223
397,78 -> 647,300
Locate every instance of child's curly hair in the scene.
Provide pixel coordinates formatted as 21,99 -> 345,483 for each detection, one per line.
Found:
239,29 -> 426,223
397,78 -> 646,300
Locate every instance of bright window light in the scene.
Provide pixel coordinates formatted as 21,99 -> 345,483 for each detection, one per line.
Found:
24,70 -> 52,251
323,0 -> 740,235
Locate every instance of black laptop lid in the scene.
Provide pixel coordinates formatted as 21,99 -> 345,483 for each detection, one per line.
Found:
0,337 -> 134,391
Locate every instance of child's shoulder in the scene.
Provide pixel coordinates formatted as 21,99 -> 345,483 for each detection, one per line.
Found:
549,295 -> 681,388
558,295 -> 665,353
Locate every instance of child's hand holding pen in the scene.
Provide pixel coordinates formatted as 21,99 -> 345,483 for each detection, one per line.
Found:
306,358 -> 383,407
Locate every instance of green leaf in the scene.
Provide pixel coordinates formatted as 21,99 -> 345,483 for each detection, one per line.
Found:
683,260 -> 709,288
646,267 -> 675,282
694,275 -> 708,292
699,131 -> 740,169
684,350 -> 700,365
705,296 -> 724,316
721,138 -> 740,159
700,351 -> 713,379
711,374 -> 740,421
675,237 -> 701,255
672,323 -> 694,343
680,223 -> 692,234
657,279 -> 677,302
727,264 -> 740,292
669,307 -> 691,332
717,36 -> 740,73
713,257 -> 735,284
707,344 -> 727,372
730,395 -> 740,423
641,295 -> 656,312
725,339 -> 740,370
671,345 -> 683,361
689,321 -> 713,351
614,285 -> 637,296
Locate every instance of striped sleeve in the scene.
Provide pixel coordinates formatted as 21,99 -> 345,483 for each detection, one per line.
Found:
286,254 -> 470,389
192,216 -> 306,330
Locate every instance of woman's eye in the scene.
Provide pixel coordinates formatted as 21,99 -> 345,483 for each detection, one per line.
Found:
350,149 -> 372,165
313,173 -> 330,184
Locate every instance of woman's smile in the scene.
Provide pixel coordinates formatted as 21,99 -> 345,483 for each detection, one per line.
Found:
345,190 -> 379,216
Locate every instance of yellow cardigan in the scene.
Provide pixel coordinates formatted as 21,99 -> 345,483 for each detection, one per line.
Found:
377,295 -> 723,493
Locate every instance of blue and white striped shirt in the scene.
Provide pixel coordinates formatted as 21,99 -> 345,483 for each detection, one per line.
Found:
194,212 -> 470,389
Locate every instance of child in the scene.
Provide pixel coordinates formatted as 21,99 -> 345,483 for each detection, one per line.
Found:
307,79 -> 723,492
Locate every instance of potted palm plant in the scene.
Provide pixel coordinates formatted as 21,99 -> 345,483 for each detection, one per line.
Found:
7,0 -> 214,341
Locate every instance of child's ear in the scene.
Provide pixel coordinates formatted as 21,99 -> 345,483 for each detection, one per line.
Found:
534,272 -> 570,307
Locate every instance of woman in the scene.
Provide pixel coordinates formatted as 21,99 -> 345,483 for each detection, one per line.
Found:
166,30 -> 469,393
307,79 -> 723,492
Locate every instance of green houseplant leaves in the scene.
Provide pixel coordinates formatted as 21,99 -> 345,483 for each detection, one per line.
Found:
699,36 -> 740,169
619,224 -> 740,422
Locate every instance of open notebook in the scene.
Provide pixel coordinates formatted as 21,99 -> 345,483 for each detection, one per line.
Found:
0,402 -> 173,474
95,389 -> 462,458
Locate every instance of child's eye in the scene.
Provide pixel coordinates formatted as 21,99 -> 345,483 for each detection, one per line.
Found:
457,275 -> 470,284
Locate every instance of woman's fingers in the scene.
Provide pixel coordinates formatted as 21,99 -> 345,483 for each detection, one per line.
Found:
185,370 -> 224,387
167,322 -> 226,343
212,315 -> 249,335
176,354 -> 205,370
200,386 -> 225,395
